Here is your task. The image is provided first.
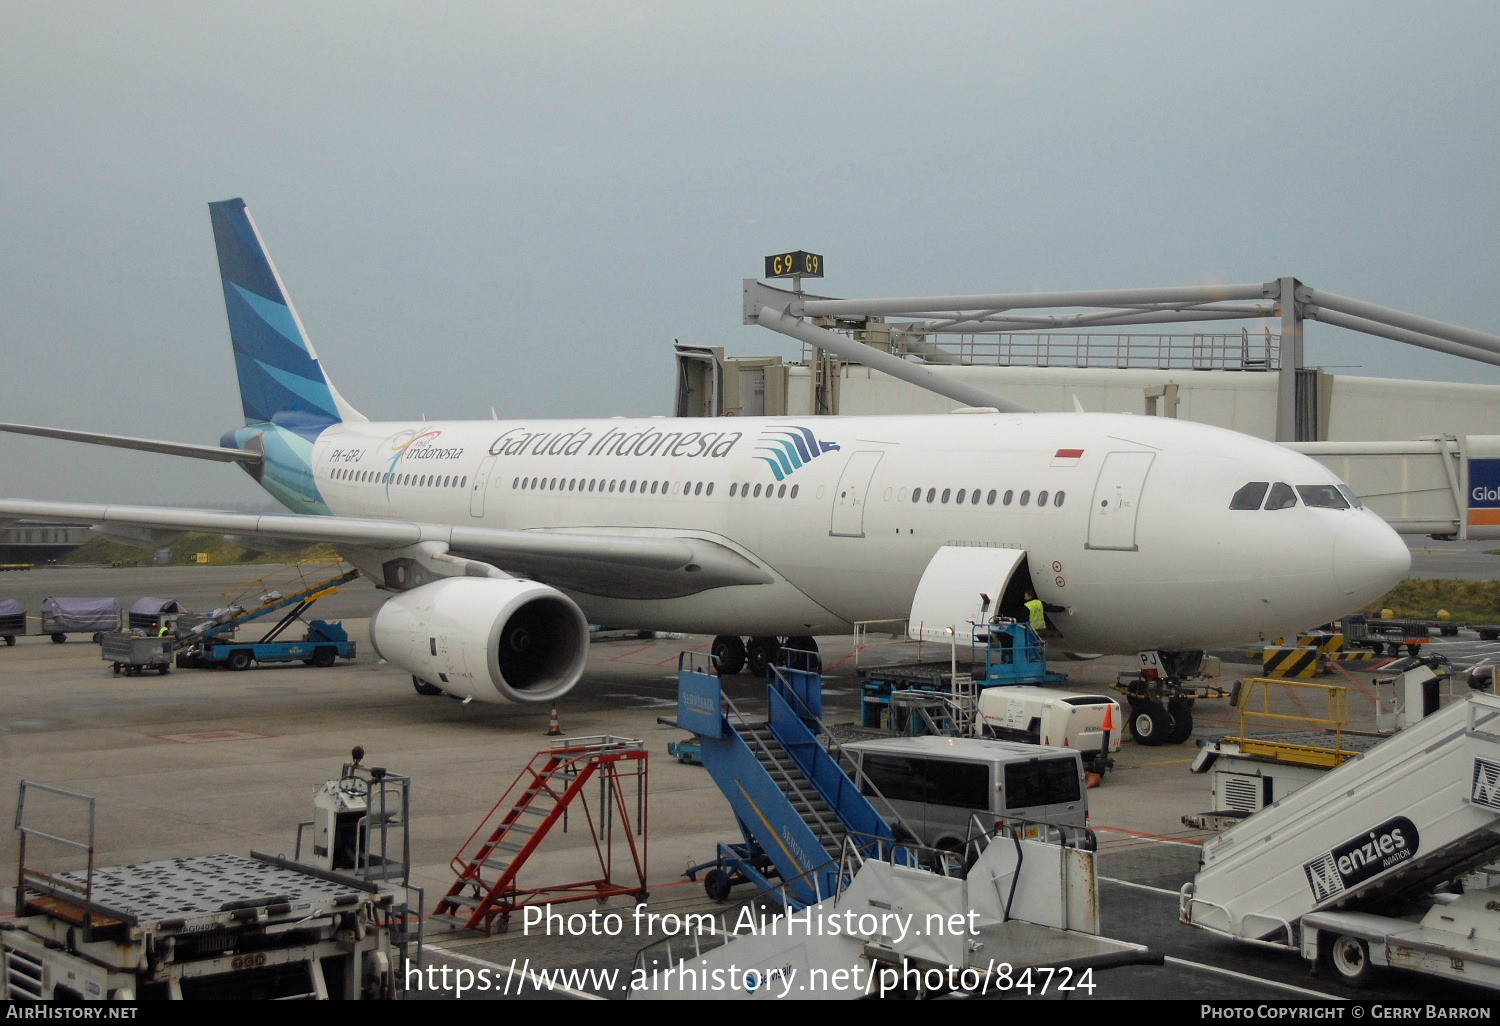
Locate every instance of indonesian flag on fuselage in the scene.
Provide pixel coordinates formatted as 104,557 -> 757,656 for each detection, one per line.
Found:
1052,448 -> 1085,466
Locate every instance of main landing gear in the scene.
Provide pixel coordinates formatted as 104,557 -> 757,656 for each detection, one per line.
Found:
1114,650 -> 1225,747
710,635 -> 820,676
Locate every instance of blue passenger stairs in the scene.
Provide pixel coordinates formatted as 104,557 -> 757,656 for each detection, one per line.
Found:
674,651 -> 908,910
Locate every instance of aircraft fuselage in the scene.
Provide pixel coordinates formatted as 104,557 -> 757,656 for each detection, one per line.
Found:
294,409 -> 1410,653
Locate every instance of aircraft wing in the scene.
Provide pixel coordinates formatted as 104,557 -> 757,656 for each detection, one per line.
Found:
0,499 -> 772,600
0,423 -> 263,467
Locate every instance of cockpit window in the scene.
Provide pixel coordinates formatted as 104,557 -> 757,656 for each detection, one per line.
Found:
1297,484 -> 1351,509
1264,482 -> 1298,510
1231,482 -> 1270,510
1338,485 -> 1363,509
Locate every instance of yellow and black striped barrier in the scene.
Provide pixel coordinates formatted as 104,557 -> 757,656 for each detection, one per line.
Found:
1298,631 -> 1343,656
1262,645 -> 1321,679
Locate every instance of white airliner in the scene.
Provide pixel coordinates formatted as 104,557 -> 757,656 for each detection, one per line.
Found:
0,199 -> 1410,705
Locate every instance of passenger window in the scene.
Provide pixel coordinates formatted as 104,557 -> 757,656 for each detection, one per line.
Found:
1037,490 -> 1049,506
941,488 -> 951,504
956,488 -> 966,504
1054,491 -> 1065,507
1231,482 -> 1270,510
1264,482 -> 1298,510
1003,490 -> 1013,506
1020,490 -> 1031,506
1296,484 -> 1350,509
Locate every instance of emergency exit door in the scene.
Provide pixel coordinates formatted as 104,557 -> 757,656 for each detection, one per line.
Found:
1087,451 -> 1155,551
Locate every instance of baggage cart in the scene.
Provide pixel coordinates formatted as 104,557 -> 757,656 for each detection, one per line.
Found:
0,599 -> 24,646
39,597 -> 121,643
99,631 -> 173,676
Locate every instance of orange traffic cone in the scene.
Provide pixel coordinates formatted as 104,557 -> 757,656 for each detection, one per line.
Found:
1088,703 -> 1114,787
546,706 -> 564,737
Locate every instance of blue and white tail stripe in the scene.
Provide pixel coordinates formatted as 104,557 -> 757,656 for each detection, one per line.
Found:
754,426 -> 842,481
211,198 -> 365,514
210,198 -> 363,435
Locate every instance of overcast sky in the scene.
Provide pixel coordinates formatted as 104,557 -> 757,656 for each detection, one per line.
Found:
2,1 -> 1496,507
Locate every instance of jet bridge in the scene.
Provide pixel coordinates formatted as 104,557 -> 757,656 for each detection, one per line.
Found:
1180,692 -> 1500,950
734,275 -> 1500,538
741,276 -> 1500,445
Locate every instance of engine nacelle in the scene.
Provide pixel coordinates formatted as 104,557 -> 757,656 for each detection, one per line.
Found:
369,577 -> 590,704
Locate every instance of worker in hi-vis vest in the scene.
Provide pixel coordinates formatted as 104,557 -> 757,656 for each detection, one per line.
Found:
1024,592 -> 1047,631
1024,590 -> 1069,632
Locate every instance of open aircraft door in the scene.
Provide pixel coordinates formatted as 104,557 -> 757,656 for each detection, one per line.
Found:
908,544 -> 1028,642
1088,451 -> 1155,551
830,451 -> 884,538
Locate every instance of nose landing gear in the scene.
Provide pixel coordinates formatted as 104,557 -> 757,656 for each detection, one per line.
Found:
1115,650 -> 1225,747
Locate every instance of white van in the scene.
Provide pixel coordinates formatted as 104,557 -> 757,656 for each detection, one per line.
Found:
974,686 -> 1122,774
840,735 -> 1092,853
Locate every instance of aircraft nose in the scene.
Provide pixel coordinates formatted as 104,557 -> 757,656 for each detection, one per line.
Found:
1332,513 -> 1411,603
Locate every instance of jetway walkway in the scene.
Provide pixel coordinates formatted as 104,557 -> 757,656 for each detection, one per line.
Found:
1290,434 -> 1500,540
1181,692 -> 1500,947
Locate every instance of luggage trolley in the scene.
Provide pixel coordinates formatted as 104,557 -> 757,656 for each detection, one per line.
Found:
0,599 -> 24,646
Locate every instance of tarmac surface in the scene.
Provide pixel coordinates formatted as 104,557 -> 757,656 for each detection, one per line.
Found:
0,551 -> 1496,1004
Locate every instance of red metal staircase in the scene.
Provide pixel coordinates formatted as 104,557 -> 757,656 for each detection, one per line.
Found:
433,735 -> 648,935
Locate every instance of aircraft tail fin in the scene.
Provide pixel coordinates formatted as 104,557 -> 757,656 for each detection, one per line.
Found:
209,198 -> 366,434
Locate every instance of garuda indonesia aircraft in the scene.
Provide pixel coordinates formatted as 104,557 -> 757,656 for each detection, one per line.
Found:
0,199 -> 1410,705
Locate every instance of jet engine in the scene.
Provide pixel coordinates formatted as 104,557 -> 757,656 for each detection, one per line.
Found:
369,576 -> 591,704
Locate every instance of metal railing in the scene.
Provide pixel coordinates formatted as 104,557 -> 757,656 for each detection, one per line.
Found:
805,328 -> 1280,371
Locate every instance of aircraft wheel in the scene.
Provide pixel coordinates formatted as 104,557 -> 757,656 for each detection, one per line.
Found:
1323,933 -> 1377,988
1129,701 -> 1171,746
412,675 -> 445,696
710,635 -> 746,676
704,868 -> 732,902
226,649 -> 252,671
783,635 -> 822,672
745,636 -> 781,677
1166,697 -> 1195,744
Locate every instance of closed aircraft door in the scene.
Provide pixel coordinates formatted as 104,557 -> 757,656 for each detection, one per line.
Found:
830,451 -> 884,537
1087,451 -> 1155,551
470,454 -> 497,517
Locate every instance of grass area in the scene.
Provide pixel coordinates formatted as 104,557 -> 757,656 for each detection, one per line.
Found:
61,534 -> 331,568
1362,579 -> 1500,624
